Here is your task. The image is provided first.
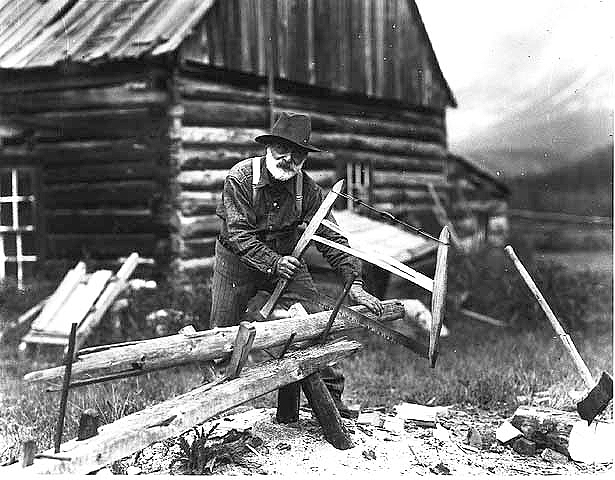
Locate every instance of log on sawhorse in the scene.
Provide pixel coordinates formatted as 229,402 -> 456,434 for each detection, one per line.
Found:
23,300 -> 405,386
3,339 -> 362,475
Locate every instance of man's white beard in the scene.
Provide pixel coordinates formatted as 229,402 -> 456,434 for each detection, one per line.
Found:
265,149 -> 304,181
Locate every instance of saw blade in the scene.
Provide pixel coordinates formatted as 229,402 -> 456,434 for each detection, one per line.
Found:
303,296 -> 428,359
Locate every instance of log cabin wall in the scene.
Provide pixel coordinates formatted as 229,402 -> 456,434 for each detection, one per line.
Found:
0,63 -> 173,278
169,66 -> 450,278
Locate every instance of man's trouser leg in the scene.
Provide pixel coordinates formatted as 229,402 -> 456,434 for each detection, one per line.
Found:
209,240 -> 258,329
277,265 -> 345,401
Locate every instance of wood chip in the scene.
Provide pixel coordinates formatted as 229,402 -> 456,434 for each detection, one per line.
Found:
496,420 -> 523,444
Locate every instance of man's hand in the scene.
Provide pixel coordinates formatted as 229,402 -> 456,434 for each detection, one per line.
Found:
275,255 -> 301,280
348,283 -> 384,316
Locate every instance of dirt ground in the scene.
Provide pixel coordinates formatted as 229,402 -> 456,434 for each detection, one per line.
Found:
109,404 -> 612,476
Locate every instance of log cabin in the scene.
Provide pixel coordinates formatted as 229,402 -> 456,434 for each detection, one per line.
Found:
0,0 -> 508,290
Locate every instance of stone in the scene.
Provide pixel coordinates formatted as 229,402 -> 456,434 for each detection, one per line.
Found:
512,437 -> 536,456
466,427 -> 482,448
541,448 -> 569,464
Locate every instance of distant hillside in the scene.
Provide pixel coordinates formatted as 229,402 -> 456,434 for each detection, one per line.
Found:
462,148 -> 572,179
507,144 -> 613,217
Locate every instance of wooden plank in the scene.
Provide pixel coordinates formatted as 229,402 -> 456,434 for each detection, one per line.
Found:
21,331 -> 70,346
45,181 -> 158,209
238,0 -> 251,71
43,161 -> 158,184
0,296 -> 47,342
0,63 -> 160,94
11,340 -> 361,475
181,126 -> 265,145
173,213 -> 221,239
371,187 -> 447,204
24,300 -> 404,385
0,86 -> 168,114
312,132 -> 446,157
46,209 -> 155,235
225,321 -> 256,379
74,253 -> 139,351
8,108 -> 166,141
288,0 -> 308,84
174,236 -> 217,259
46,235 -> 157,259
372,171 -> 447,188
30,262 -> 86,331
276,0 -> 289,79
337,0 -> 351,91
35,140 -> 159,166
374,0 -> 385,97
44,270 -> 113,338
179,146 -> 264,170
349,0 -> 365,94
177,170 -> 228,190
178,191 -> 220,215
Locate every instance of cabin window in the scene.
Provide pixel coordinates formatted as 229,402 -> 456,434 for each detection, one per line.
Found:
345,162 -> 371,211
0,167 -> 38,288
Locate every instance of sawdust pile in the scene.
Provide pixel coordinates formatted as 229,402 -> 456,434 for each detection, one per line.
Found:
107,405 -> 611,476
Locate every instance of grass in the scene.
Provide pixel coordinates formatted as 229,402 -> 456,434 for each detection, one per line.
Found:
0,244 -> 612,467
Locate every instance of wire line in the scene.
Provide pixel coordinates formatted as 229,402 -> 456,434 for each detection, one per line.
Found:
333,191 -> 450,246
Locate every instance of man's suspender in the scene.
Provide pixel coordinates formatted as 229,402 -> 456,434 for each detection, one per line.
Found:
252,157 -> 303,214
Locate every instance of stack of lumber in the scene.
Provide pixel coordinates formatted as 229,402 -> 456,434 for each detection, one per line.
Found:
19,253 -> 140,352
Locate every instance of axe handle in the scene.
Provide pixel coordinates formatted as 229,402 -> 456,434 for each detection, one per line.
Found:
505,246 -> 594,388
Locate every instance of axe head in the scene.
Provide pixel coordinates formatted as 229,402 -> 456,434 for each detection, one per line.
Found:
577,371 -> 613,425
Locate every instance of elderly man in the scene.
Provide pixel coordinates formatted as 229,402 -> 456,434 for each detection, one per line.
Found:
210,112 -> 382,416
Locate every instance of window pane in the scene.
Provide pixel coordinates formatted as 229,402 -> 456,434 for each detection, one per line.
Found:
22,261 -> 37,279
3,233 -> 17,256
18,202 -> 34,226
5,261 -> 17,278
18,171 -> 33,196
0,172 -> 11,196
1,204 -> 12,226
22,231 -> 37,256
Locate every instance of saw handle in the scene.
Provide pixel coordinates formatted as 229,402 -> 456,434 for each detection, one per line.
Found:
505,246 -> 594,388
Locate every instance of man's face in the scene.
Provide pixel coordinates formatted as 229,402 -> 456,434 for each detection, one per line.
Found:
266,143 -> 308,181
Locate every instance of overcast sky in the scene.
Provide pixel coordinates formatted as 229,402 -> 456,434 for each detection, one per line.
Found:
415,0 -> 614,150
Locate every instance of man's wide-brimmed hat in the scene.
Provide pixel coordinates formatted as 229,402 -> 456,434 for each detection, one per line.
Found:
255,112 -> 322,152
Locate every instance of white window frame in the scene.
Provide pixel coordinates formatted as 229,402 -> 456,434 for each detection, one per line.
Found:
0,167 -> 38,288
346,161 -> 371,211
